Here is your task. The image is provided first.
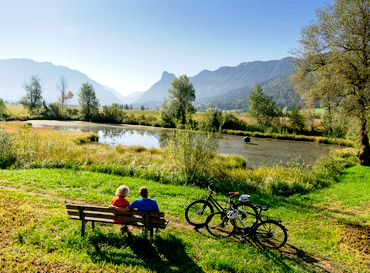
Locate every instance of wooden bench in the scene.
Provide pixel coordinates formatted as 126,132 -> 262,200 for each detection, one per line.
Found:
66,204 -> 168,241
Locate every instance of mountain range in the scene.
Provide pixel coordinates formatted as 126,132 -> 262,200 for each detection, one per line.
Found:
0,58 -> 299,110
133,57 -> 298,109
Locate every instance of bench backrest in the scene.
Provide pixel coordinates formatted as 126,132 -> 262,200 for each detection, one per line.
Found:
66,204 -> 166,226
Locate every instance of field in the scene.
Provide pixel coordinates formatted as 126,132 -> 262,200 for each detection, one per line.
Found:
0,165 -> 369,272
0,120 -> 368,272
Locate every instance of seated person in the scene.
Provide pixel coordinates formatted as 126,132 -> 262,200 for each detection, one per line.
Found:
110,186 -> 159,212
110,185 -> 130,223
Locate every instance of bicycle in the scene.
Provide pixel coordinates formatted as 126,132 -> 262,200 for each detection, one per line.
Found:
205,193 -> 288,249
185,184 -> 258,228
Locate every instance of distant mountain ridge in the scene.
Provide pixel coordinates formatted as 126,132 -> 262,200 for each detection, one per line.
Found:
196,73 -> 300,110
0,58 -> 123,106
0,58 -> 298,110
133,57 -> 297,109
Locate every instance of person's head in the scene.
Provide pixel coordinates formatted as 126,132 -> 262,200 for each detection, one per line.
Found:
115,185 -> 130,197
139,186 -> 148,198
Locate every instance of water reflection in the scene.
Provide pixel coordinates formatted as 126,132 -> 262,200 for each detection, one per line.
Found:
31,121 -> 343,167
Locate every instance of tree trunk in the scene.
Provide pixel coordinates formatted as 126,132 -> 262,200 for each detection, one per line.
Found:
357,119 -> 370,166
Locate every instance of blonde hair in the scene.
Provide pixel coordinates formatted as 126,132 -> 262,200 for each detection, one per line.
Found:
115,185 -> 129,197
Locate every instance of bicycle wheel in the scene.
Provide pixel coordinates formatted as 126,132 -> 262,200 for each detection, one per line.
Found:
232,202 -> 258,234
206,211 -> 234,238
252,220 -> 287,249
185,200 -> 214,227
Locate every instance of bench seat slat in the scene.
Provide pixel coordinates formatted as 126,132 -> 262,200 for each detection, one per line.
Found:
70,216 -> 145,226
66,204 -> 164,217
67,211 -> 146,222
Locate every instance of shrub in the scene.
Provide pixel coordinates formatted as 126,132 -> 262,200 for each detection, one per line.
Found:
98,104 -> 126,123
199,107 -> 225,132
42,102 -> 73,120
0,99 -> 10,121
165,125 -> 220,185
223,113 -> 248,131
0,130 -> 17,168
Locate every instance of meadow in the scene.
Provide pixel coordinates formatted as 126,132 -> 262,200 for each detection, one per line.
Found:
0,121 -> 368,272
1,166 -> 369,272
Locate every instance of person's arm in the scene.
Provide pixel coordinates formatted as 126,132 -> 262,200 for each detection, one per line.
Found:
153,200 -> 159,212
109,205 -> 130,212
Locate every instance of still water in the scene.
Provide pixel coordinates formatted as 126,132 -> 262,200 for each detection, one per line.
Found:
29,120 -> 342,167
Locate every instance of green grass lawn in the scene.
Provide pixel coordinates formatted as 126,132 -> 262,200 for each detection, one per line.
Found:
1,166 -> 369,272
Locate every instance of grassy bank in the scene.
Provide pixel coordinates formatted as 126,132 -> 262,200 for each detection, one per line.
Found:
223,129 -> 354,147
1,166 -> 369,272
0,122 -> 358,197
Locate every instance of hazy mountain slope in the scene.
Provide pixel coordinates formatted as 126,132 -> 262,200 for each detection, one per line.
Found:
0,59 -> 123,106
134,71 -> 176,105
196,73 -> 300,110
133,57 -> 295,108
191,57 -> 294,99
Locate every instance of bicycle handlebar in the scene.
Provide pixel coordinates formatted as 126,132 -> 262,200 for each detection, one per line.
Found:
208,184 -> 217,195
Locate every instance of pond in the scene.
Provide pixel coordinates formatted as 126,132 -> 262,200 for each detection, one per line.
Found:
29,120 -> 343,167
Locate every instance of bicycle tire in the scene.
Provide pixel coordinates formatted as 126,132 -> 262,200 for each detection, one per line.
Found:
185,200 -> 214,227
232,202 -> 258,235
205,211 -> 235,238
252,220 -> 287,249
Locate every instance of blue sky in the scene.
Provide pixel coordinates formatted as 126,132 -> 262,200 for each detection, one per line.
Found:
0,0 -> 330,95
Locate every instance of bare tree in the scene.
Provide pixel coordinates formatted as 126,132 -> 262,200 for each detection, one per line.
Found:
57,76 -> 73,105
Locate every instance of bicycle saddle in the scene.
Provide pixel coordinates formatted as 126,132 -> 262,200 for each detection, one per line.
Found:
229,191 -> 239,196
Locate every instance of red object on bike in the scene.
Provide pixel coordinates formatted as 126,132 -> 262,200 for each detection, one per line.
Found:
229,192 -> 239,196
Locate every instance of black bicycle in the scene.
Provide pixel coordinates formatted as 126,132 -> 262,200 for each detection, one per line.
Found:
205,194 -> 288,249
185,185 -> 258,228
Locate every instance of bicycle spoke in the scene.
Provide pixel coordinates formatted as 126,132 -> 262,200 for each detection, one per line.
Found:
233,202 -> 258,232
185,200 -> 213,227
253,220 -> 287,249
206,212 -> 234,238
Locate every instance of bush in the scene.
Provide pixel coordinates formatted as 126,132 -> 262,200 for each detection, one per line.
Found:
199,107 -> 225,132
222,113 -> 248,130
42,102 -> 74,120
0,99 -> 10,121
0,130 -> 17,168
97,104 -> 126,123
165,125 -> 220,185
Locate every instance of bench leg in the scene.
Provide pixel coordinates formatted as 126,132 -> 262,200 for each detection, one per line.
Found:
81,220 -> 86,237
92,221 -> 95,231
144,226 -> 148,240
150,227 -> 154,243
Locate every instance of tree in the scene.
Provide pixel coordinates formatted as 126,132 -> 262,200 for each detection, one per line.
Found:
289,105 -> 306,132
20,75 -> 43,114
248,84 -> 279,124
291,0 -> 370,165
161,75 -> 196,126
199,105 -> 225,132
57,76 -> 73,106
0,98 -> 9,120
78,82 -> 100,121
101,103 -> 126,123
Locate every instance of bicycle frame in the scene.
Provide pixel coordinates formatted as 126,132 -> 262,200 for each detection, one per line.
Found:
202,184 -> 230,212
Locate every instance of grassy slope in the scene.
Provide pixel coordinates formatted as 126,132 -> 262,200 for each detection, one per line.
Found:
1,166 -> 369,272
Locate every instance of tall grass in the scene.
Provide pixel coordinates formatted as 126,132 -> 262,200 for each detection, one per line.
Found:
165,126 -> 220,185
0,130 -> 17,168
0,122 -> 357,196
